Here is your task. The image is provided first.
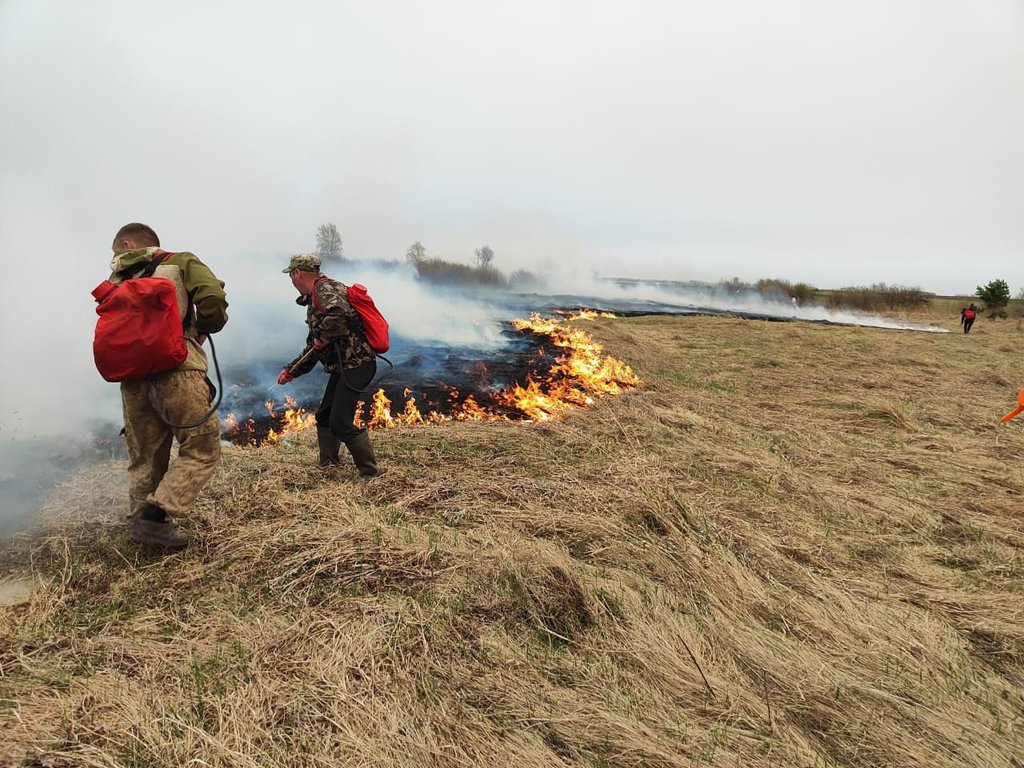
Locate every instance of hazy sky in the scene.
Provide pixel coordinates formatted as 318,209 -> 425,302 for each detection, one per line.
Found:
2,0 -> 1022,293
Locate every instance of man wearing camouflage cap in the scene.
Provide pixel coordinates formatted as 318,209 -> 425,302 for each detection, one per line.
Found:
277,253 -> 380,476
284,253 -> 322,273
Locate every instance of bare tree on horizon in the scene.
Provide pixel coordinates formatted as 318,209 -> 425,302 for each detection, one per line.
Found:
475,245 -> 494,269
406,240 -> 427,264
316,223 -> 343,262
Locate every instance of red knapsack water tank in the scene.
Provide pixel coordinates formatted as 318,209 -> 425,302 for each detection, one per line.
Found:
347,282 -> 390,354
92,255 -> 188,382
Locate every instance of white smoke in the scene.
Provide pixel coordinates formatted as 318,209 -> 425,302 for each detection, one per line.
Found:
523,268 -> 949,333
0,249 -> 947,533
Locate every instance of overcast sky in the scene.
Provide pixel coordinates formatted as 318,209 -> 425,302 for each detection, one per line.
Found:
2,0 -> 1022,295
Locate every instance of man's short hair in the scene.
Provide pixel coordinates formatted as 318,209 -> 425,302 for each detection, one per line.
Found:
113,222 -> 160,248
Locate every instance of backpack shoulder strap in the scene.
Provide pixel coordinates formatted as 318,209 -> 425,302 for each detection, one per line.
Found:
311,275 -> 346,314
118,251 -> 174,281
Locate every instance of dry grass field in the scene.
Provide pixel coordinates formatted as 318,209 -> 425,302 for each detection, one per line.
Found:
2,306 -> 1023,767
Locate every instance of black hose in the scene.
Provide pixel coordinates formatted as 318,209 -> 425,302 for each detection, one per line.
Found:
340,354 -> 394,394
148,334 -> 224,429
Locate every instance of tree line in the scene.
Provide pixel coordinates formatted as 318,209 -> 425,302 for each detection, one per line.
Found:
700,275 -> 1022,316
315,222 -> 1019,312
314,221 -> 538,288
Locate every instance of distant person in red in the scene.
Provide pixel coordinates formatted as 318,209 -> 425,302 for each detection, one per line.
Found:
961,303 -> 977,334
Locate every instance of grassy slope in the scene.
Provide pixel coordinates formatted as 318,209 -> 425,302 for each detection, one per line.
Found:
2,310 -> 1023,767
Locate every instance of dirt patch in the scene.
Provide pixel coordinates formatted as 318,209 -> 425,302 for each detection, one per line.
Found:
0,576 -> 32,607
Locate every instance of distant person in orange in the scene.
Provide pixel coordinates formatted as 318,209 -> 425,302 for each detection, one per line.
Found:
961,303 -> 977,334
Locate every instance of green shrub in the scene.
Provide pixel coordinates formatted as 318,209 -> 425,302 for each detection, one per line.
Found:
977,279 -> 1010,314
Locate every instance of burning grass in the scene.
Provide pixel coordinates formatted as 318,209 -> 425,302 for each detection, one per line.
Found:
3,310 -> 1024,766
223,312 -> 641,445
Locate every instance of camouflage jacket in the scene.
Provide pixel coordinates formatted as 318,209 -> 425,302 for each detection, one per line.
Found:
109,247 -> 229,374
288,276 -> 375,376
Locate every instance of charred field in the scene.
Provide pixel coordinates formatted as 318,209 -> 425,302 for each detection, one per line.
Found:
2,308 -> 1024,767
219,323 -> 559,444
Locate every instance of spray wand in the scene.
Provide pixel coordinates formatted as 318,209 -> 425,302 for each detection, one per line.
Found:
266,345 -> 320,398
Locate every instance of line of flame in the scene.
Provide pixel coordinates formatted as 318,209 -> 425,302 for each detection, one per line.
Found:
224,312 -> 639,444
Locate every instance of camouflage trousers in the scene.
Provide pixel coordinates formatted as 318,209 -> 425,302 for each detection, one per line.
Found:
121,370 -> 221,519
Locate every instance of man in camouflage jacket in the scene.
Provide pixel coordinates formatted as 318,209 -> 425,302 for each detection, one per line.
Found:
109,222 -> 228,548
277,253 -> 380,476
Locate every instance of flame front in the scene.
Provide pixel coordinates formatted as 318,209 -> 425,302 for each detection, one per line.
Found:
495,314 -> 639,420
225,312 -> 640,444
224,395 -> 316,446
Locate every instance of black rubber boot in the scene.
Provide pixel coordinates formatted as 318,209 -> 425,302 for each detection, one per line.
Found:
344,431 -> 379,477
317,426 -> 342,467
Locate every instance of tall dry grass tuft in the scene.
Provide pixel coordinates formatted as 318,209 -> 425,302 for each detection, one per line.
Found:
2,308 -> 1024,767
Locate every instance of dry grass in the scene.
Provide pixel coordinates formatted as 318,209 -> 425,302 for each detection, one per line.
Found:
2,309 -> 1024,767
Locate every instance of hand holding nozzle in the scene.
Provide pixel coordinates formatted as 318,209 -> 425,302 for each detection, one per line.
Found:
277,340 -> 325,386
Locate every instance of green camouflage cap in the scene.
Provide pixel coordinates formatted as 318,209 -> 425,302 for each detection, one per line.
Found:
282,253 -> 321,273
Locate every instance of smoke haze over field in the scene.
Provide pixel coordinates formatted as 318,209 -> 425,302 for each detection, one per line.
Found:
0,1 -> 1019,522
0,248 -> 948,532
3,252 -> 943,444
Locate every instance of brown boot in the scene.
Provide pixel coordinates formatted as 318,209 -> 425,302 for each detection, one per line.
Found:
130,517 -> 190,549
317,426 -> 342,467
345,431 -> 379,477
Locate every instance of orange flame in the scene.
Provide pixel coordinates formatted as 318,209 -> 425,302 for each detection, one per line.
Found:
225,395 -> 316,446
561,309 -> 616,321
229,312 -> 640,444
